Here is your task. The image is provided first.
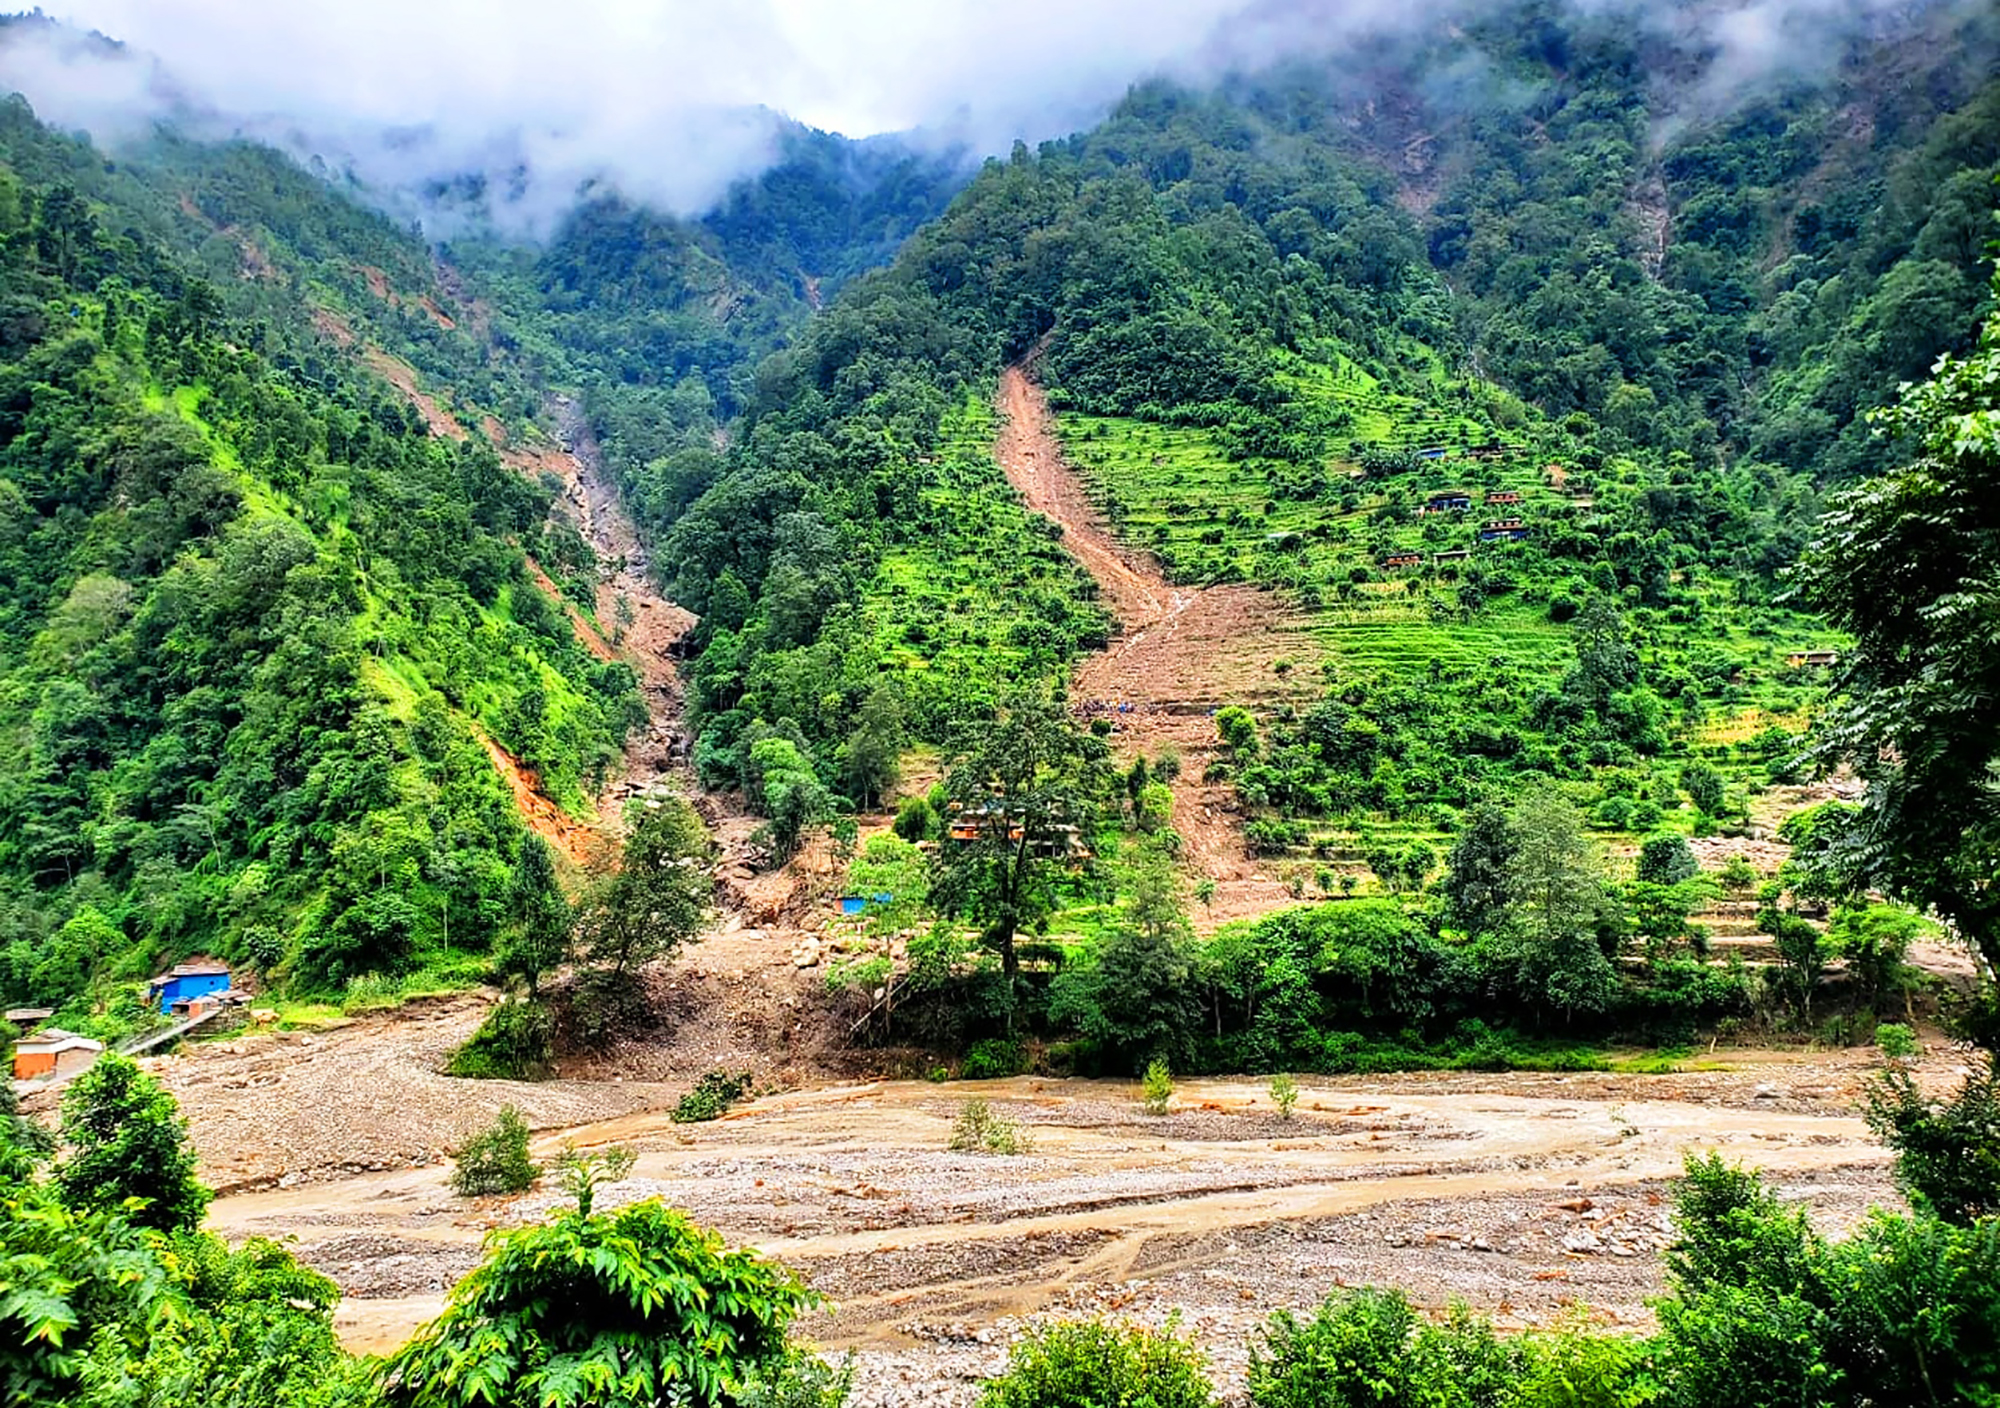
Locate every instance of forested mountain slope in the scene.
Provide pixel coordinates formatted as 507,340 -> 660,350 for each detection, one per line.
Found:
3,0 -> 1998,1017
661,0 -> 2000,858
0,51 -> 969,1021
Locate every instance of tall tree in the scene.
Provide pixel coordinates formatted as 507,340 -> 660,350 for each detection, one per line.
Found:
573,797 -> 714,979
1441,804 -> 1513,937
499,834 -> 571,997
1798,271 -> 2000,980
839,685 -> 905,811
1503,787 -> 1618,1023
55,1054 -> 210,1233
933,685 -> 1111,1010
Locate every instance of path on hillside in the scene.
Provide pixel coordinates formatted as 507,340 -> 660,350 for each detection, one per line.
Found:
994,367 -> 1317,925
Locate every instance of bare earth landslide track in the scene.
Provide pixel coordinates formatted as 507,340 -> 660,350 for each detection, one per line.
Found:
995,367 -> 1318,926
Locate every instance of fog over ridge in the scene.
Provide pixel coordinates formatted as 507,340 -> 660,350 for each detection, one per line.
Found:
0,0 -> 1970,236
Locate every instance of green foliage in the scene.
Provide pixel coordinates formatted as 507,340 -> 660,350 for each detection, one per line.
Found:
379,1199 -> 815,1408
1637,835 -> 1699,886
572,796 -> 713,979
55,1054 -> 208,1234
1798,269 -> 2000,978
447,997 -> 556,1080
948,1098 -> 1029,1155
499,835 -> 572,998
1141,1059 -> 1174,1115
0,104 -> 640,1001
732,1348 -> 855,1408
552,1144 -> 637,1218
1269,1073 -> 1299,1120
448,1105 -> 538,1197
977,1319 -> 1216,1408
1249,1289 -> 1512,1408
673,1070 -> 754,1123
1865,1056 -> 2000,1225
1825,903 -> 1923,1013
932,684 -> 1113,995
1876,1022 -> 1918,1061
0,1178 -> 166,1405
1050,846 -> 1199,1072
959,1039 -> 1030,1080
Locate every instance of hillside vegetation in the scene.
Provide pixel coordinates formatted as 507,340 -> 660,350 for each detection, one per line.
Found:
0,0 -> 1997,1048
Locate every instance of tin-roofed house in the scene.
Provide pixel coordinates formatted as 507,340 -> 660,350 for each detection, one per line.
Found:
147,960 -> 231,1015
12,1027 -> 103,1082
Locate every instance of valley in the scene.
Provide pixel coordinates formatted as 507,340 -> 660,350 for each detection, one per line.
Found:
5,4 -> 2000,1405
166,993 -> 1943,1404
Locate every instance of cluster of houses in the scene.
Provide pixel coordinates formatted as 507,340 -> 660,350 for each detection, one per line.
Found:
1380,487 -> 1534,566
8,960 -> 240,1086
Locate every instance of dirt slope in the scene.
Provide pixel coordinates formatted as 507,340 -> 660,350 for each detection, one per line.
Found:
994,367 -> 1315,926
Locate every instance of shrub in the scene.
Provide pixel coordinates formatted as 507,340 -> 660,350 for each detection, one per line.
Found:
960,1038 -> 1031,1080
978,1319 -> 1216,1408
447,998 -> 556,1080
893,796 -> 938,842
1269,1073 -> 1299,1120
449,1106 -> 537,1197
673,1070 -> 755,1123
949,1098 -> 1029,1154
1250,1290 -> 1513,1408
56,1053 -> 210,1233
379,1199 -> 814,1408
734,1348 -> 855,1408
1142,1059 -> 1174,1115
1865,1058 -> 2000,1224
1875,1023 -> 1918,1061
1718,855 -> 1757,893
554,1143 -> 636,1215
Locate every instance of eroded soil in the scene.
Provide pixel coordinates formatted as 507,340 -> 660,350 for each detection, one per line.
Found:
189,1013 -> 1963,1404
994,367 -> 1318,927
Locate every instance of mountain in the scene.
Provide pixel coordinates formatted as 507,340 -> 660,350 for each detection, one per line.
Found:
1,0 -> 1997,1020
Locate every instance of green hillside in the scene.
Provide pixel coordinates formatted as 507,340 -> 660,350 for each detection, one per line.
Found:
1,0 -> 1997,1023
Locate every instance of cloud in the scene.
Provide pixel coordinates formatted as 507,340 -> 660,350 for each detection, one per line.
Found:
0,0 -> 1972,234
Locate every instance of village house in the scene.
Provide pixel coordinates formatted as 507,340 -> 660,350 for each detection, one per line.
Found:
1420,492 -> 1472,514
1479,517 -> 1530,542
1786,649 -> 1840,669
12,1027 -> 103,1082
1381,551 -> 1425,569
1485,490 -> 1523,505
147,959 -> 231,1015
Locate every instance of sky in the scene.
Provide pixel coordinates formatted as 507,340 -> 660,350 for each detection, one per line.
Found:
0,0 -> 1949,231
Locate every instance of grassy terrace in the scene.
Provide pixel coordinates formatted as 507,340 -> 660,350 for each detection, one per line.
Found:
864,392 -> 1107,688
1052,349 -> 1837,859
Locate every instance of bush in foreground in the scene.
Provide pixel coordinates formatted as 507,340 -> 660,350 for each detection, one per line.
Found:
449,1106 -> 537,1197
56,1053 -> 210,1233
380,1199 -> 815,1408
978,1320 -> 1216,1408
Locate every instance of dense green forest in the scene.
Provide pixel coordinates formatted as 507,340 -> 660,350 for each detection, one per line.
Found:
648,0 -> 2000,815
0,99 -> 643,1018
2,0 -> 1999,1030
